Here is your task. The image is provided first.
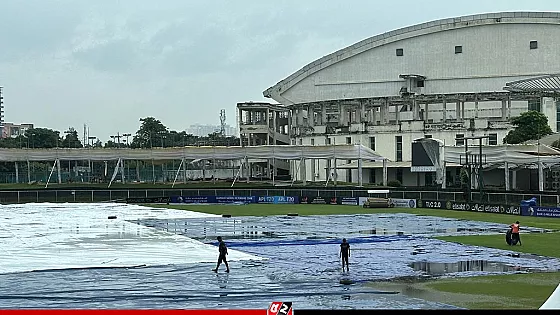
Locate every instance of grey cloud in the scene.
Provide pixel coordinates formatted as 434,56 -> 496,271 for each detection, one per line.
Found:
0,0 -> 83,60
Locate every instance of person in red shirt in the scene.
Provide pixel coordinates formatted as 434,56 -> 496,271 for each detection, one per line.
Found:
510,221 -> 522,245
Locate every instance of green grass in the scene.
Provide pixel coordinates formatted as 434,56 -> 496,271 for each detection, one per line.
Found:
150,203 -> 560,309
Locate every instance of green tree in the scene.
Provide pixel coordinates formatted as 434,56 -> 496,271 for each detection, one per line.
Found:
131,117 -> 169,148
503,111 -> 553,144
60,128 -> 83,148
24,128 -> 61,148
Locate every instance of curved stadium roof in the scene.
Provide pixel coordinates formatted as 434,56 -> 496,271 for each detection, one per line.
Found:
263,11 -> 560,100
504,74 -> 560,93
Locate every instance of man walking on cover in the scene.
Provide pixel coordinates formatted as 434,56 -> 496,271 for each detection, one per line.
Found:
213,236 -> 230,273
340,238 -> 350,272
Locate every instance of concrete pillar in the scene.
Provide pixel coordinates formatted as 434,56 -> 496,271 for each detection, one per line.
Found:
266,108 -> 270,130
424,102 -> 429,122
543,97 -> 557,133
300,157 -> 306,185
442,97 -> 447,122
456,101 -> 461,119
501,100 -> 507,120
461,101 -> 465,120
512,169 -> 517,190
474,94 -> 479,118
308,106 -> 314,127
273,111 -> 277,145
360,103 -> 366,123
395,103 -> 400,123
321,106 -> 327,125
333,158 -> 337,186
27,160 -> 31,183
238,108 -> 243,126
15,162 -> 19,184
382,159 -> 388,186
57,159 -> 62,184
413,97 -> 419,120
441,162 -> 447,189
507,97 -> 512,119
358,158 -> 363,187
505,161 -> 510,191
245,156 -> 250,183
381,100 -> 388,124
288,109 -> 293,138
339,104 -> 346,126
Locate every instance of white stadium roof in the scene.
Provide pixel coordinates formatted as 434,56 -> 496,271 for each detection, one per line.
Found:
264,11 -> 560,102
0,144 -> 388,162
504,73 -> 560,93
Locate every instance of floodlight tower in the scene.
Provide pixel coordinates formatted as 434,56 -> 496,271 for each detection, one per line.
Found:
220,109 -> 226,136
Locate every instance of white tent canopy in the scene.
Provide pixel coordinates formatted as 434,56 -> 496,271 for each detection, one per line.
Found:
0,144 -> 387,162
444,144 -> 560,166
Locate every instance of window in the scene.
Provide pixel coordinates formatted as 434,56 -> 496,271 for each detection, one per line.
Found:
396,48 -> 403,56
489,133 -> 498,145
325,137 -> 331,145
528,99 -> 541,112
424,134 -> 432,138
530,40 -> 538,50
369,137 -> 376,151
298,138 -> 303,145
416,80 -> 425,88
455,45 -> 462,54
310,139 -> 315,146
396,168 -> 403,184
395,136 -> 403,162
346,136 -> 352,144
456,134 -> 465,146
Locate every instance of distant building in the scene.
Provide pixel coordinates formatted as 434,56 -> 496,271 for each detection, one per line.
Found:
1,123 -> 34,138
186,124 -> 236,137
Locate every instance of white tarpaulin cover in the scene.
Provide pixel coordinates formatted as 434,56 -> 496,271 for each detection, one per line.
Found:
444,144 -> 560,166
0,144 -> 386,162
0,203 -> 261,274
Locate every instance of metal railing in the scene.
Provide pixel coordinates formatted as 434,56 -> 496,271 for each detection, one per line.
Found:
0,188 -> 558,206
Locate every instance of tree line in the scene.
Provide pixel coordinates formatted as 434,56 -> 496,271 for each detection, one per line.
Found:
0,117 -> 240,149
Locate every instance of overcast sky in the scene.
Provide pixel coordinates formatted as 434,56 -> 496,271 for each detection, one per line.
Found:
1,0 -> 560,142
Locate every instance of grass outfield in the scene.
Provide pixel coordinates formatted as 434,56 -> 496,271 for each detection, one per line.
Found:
149,203 -> 560,309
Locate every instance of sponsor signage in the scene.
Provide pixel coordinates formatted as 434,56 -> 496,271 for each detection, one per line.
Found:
257,196 -> 299,204
170,196 -> 257,204
421,200 -> 445,209
392,198 -> 417,208
420,199 -> 521,215
126,196 -> 170,204
521,206 -> 560,218
300,196 -> 338,205
338,197 -> 359,206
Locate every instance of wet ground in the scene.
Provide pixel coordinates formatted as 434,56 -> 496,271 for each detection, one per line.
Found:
0,204 -> 559,310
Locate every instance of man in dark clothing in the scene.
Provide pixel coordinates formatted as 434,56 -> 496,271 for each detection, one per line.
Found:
340,238 -> 350,272
213,236 -> 230,273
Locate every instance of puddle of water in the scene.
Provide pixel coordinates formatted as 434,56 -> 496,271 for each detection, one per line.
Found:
409,260 -> 548,275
